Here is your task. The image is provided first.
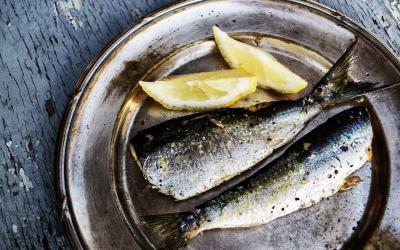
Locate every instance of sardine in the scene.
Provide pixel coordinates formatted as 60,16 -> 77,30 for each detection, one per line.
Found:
131,41 -> 358,200
143,107 -> 373,249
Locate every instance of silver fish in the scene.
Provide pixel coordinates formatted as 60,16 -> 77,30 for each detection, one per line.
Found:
131,41 -> 358,200
143,107 -> 373,249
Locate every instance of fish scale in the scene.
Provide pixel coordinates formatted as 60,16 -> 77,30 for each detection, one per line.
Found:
132,101 -> 322,200
143,107 -> 373,249
132,39 -> 367,200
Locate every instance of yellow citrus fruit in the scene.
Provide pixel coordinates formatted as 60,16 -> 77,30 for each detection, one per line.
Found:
139,69 -> 257,110
213,26 -> 308,93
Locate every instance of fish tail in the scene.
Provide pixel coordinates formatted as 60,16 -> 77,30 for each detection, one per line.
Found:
333,81 -> 400,104
313,38 -> 400,105
312,38 -> 357,105
142,212 -> 196,250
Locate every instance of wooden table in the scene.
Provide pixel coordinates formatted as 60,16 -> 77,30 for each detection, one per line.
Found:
0,0 -> 399,248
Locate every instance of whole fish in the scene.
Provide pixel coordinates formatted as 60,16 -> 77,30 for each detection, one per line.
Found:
131,42 -> 355,200
131,41 -> 359,200
143,107 -> 373,249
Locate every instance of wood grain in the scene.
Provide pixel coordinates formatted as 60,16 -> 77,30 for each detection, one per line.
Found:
0,0 -> 398,249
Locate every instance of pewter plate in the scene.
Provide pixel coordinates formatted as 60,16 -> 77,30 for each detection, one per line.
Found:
57,0 -> 400,249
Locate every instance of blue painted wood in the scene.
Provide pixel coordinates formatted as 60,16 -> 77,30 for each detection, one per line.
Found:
0,0 -> 398,248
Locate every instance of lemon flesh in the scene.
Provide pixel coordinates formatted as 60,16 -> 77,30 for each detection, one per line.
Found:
139,69 -> 257,110
213,26 -> 308,93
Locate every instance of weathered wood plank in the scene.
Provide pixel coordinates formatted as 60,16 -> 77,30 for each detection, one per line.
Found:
317,0 -> 400,56
0,0 -> 398,249
0,0 -> 175,248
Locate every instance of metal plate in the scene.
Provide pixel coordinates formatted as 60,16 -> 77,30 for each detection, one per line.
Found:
57,0 -> 400,249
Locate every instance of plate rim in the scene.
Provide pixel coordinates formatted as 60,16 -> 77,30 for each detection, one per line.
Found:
56,0 -> 400,249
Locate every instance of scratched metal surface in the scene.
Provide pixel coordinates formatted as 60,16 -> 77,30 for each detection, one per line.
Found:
0,0 -> 399,249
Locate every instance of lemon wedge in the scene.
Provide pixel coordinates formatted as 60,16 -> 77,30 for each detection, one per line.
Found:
213,26 -> 308,93
139,69 -> 257,110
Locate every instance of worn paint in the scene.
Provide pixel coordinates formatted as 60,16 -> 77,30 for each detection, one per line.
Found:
19,168 -> 34,191
53,0 -> 84,30
385,0 -> 400,26
0,0 -> 176,248
318,0 -> 400,56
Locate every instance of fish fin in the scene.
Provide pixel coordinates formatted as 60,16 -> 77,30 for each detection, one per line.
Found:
318,39 -> 358,87
313,39 -> 357,104
334,81 -> 400,104
128,143 -> 146,173
142,213 -> 187,250
313,38 -> 400,105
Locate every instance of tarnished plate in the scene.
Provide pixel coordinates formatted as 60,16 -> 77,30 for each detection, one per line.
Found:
57,0 -> 400,249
